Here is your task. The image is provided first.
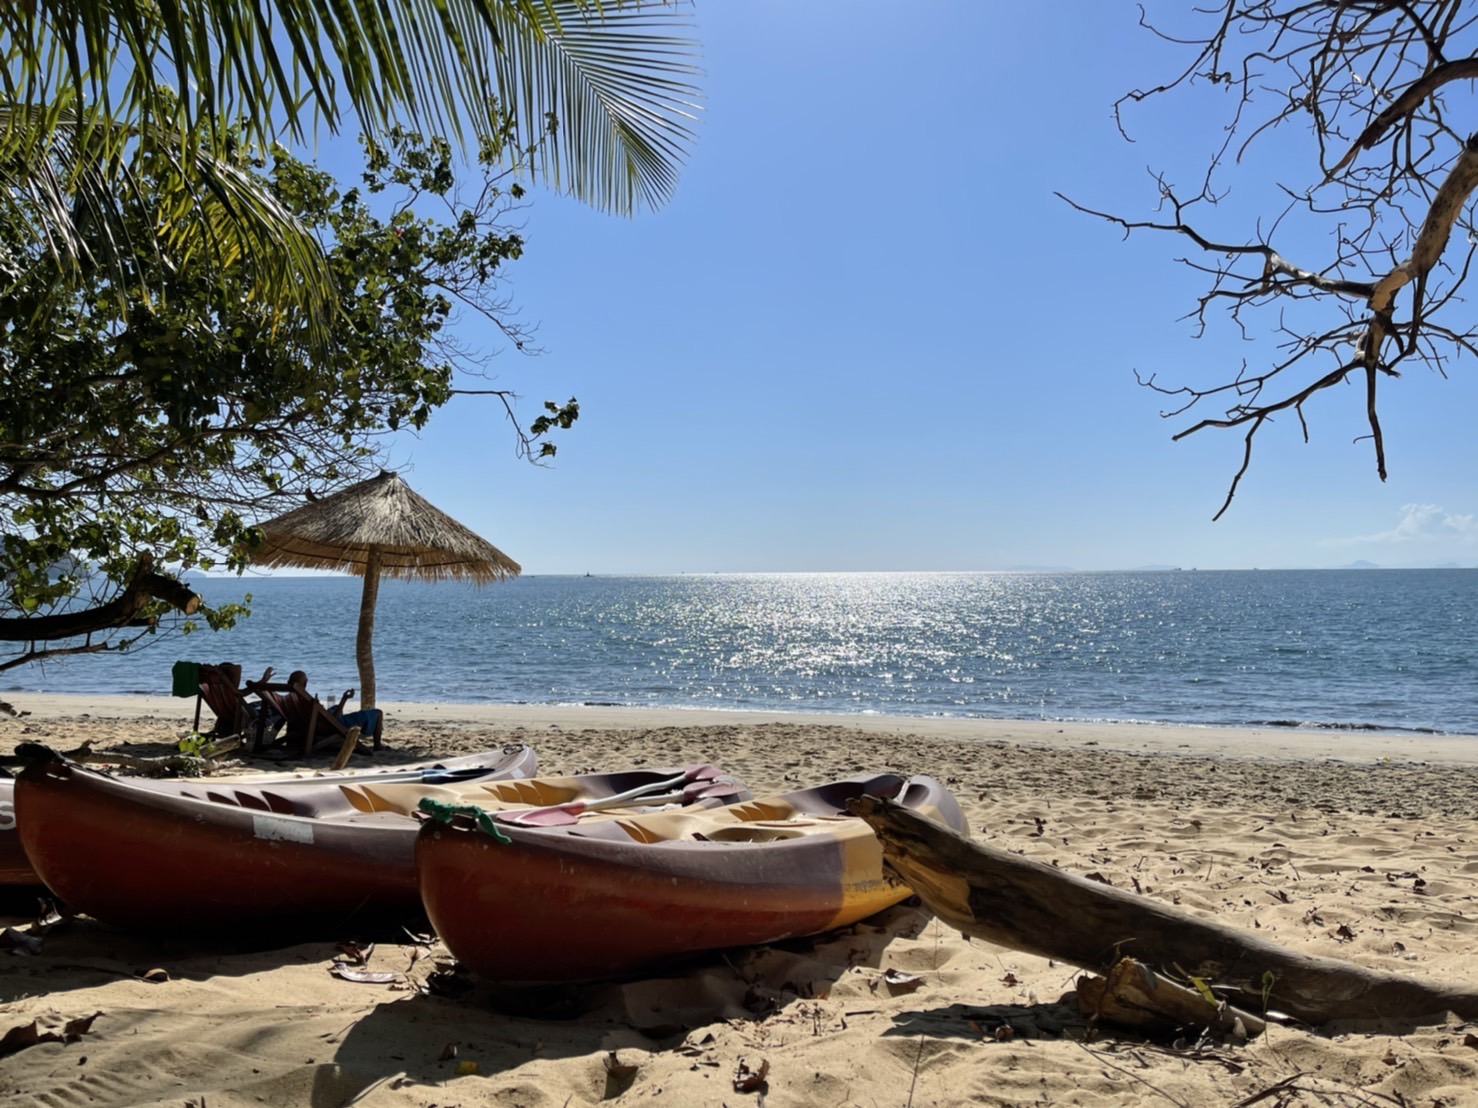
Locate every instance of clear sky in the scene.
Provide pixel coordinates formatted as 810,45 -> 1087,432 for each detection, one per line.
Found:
310,1 -> 1478,574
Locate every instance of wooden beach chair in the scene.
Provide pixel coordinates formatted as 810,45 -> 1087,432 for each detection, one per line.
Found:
247,672 -> 382,757
194,663 -> 254,739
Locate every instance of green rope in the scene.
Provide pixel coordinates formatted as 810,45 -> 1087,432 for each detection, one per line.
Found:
417,798 -> 511,844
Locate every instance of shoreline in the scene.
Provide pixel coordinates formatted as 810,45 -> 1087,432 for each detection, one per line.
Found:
6,691 -> 1478,766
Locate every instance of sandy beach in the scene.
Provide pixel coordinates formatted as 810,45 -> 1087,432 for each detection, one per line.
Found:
2,694 -> 1476,1107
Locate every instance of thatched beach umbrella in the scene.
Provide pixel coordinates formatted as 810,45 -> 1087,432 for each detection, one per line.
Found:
250,470 -> 520,710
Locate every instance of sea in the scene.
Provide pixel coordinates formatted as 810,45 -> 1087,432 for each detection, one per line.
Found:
6,569 -> 1477,739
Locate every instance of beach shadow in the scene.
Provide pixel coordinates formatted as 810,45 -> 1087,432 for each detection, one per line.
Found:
0,910 -> 431,1002
0,884 -> 49,918
315,905 -> 935,1105
317,962 -> 765,1106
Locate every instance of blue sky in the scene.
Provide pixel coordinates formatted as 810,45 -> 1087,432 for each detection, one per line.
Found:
310,2 -> 1478,574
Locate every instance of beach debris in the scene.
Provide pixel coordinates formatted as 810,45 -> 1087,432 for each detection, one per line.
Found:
0,897 -> 73,957
424,961 -> 476,998
138,967 -> 171,983
0,926 -> 43,956
1076,958 -> 1267,1041
438,1042 -> 458,1061
32,897 -> 69,931
0,1012 -> 101,1056
401,925 -> 436,947
11,739 -> 241,777
603,1050 -> 641,1097
456,1059 -> 479,1076
732,1056 -> 769,1094
334,941 -> 374,966
1464,1032 -> 1478,1049
882,968 -> 923,995
328,964 -> 401,986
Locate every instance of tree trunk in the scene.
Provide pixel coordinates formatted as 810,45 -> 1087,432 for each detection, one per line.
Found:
849,795 -> 1478,1027
355,549 -> 381,711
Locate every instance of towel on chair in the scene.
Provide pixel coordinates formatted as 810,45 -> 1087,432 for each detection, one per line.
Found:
171,661 -> 202,698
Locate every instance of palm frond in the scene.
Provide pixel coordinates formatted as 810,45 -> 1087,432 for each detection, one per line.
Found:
0,103 -> 336,342
492,2 -> 703,212
2,0 -> 703,215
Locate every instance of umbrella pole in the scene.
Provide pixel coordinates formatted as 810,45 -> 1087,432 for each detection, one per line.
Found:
356,548 -> 382,711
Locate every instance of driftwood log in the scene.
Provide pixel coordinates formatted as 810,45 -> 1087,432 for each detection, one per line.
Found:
850,795 -> 1478,1027
0,740 -> 242,777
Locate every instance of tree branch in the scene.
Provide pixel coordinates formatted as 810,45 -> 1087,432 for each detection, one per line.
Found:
1329,57 -> 1478,176
0,554 -> 200,643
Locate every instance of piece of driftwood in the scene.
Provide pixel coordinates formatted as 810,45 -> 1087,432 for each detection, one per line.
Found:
1078,957 -> 1266,1039
849,795 -> 1478,1026
3,740 -> 241,777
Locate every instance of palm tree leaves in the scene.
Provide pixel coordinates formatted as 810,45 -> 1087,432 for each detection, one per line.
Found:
0,1 -> 701,344
491,2 -> 701,213
0,100 -> 335,344
3,0 -> 702,214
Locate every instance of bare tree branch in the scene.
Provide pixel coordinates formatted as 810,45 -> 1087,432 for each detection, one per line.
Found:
1079,2 -> 1478,512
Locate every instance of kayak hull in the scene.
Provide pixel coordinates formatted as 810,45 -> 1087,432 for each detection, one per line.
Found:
0,750 -> 543,892
416,774 -> 967,984
14,746 -> 539,930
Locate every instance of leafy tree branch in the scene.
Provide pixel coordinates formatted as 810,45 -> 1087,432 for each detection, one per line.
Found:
1,124 -> 572,669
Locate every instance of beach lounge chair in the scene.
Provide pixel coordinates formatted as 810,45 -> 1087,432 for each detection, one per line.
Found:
248,673 -> 384,757
193,663 -> 255,739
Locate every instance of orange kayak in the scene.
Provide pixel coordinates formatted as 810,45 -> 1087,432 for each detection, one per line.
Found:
416,773 -> 968,984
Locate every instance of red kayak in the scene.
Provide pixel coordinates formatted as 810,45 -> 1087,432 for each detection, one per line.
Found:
15,745 -> 539,930
416,773 -> 968,984
0,749 -> 540,893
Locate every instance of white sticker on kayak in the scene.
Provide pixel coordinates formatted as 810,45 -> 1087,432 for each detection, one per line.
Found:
252,814 -> 313,844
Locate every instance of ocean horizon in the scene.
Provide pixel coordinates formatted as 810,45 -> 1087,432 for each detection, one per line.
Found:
7,568 -> 1476,740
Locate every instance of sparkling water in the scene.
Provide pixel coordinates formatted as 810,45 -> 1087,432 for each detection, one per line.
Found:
8,570 -> 1476,737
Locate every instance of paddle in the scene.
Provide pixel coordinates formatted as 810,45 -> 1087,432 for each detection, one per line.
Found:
594,777 -> 750,810
494,765 -> 733,828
